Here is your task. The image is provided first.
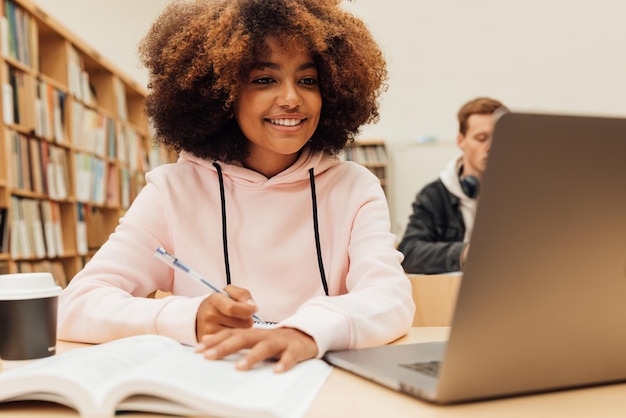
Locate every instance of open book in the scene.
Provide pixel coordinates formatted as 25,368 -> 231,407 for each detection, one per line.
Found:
0,334 -> 332,418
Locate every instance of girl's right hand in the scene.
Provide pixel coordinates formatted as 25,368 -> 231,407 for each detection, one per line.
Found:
195,285 -> 259,340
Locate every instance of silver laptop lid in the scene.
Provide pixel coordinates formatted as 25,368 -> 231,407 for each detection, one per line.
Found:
437,112 -> 626,403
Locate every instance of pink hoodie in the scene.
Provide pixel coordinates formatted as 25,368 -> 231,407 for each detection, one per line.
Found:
58,147 -> 415,356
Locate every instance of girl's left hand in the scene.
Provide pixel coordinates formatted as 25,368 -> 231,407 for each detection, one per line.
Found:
194,327 -> 318,373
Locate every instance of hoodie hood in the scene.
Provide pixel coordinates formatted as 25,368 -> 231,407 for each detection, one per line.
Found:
439,157 -> 466,200
439,157 -> 477,242
179,146 -> 339,187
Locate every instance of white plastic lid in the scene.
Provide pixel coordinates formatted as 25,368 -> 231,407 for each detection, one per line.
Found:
0,273 -> 62,300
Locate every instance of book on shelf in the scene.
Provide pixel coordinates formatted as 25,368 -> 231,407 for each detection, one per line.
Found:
17,132 -> 30,190
105,163 -> 119,207
5,130 -> 18,187
35,81 -> 66,142
46,144 -> 69,200
120,167 -> 130,209
1,81 -> 13,124
3,0 -> 37,69
113,77 -> 127,121
39,200 -> 63,258
50,201 -> 64,257
74,152 -> 94,203
0,14 -> 8,59
75,202 -> 88,256
0,334 -> 332,418
21,198 -> 46,259
66,44 -> 83,101
7,67 -> 36,129
0,206 -> 8,253
27,137 -> 45,194
9,195 -> 29,258
7,197 -> 64,260
52,89 -> 67,143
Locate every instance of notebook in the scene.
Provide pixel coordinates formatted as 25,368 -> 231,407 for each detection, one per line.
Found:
324,112 -> 626,404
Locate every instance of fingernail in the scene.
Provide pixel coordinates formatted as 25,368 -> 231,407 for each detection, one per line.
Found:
205,348 -> 218,358
193,342 -> 206,352
247,299 -> 256,306
274,363 -> 285,373
236,358 -> 248,369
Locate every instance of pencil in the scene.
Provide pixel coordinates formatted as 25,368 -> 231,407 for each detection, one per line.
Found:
154,247 -> 265,324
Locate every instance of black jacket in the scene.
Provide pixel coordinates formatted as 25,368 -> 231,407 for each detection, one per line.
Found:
398,179 -> 466,274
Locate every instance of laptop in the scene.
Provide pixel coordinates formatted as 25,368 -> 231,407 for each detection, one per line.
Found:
324,112 -> 626,404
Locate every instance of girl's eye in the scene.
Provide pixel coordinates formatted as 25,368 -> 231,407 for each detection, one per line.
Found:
252,77 -> 275,85
300,77 -> 318,86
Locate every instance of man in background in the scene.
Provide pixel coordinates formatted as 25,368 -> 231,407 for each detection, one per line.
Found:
398,97 -> 507,274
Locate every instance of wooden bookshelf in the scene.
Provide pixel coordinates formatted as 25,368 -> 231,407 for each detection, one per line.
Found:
342,139 -> 388,192
0,0 -> 176,284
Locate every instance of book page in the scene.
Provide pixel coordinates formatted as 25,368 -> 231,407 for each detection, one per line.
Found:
108,350 -> 332,418
0,335 -> 183,416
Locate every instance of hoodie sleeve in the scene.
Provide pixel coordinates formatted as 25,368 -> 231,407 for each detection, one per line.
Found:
57,177 -> 203,346
280,180 -> 415,356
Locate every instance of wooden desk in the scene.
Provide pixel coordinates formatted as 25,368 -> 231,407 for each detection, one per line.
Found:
3,328 -> 626,417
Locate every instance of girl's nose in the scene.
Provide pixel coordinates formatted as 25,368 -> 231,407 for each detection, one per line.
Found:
276,82 -> 302,108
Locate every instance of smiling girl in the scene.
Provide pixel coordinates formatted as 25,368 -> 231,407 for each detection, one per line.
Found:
58,0 -> 415,373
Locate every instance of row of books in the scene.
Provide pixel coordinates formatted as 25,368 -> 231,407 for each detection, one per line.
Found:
74,153 -> 141,208
67,44 -> 96,106
2,66 -> 72,145
69,47 -> 127,116
71,102 -> 115,156
2,64 -> 148,164
367,166 -> 386,183
342,143 -> 388,166
3,65 -> 37,129
70,102 -> 153,168
2,2 -> 96,109
2,51 -> 144,164
148,144 -> 175,171
119,124 -> 150,171
7,125 -> 154,209
9,196 -> 65,260
75,153 -> 103,204
6,129 -> 70,199
120,167 -> 147,210
35,79 -> 69,143
1,0 -> 38,70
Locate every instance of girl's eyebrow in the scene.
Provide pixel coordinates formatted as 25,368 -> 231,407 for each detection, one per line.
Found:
253,61 -> 317,71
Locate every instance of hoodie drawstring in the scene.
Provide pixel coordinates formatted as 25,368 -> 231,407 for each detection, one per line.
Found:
212,162 -> 329,296
308,168 -> 329,296
213,162 -> 232,285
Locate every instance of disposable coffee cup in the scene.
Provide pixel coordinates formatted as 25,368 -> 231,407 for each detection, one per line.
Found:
0,272 -> 62,362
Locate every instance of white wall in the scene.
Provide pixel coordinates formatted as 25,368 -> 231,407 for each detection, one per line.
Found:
31,0 -> 626,236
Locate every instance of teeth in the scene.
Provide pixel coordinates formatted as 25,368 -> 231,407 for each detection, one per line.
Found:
270,118 -> 302,126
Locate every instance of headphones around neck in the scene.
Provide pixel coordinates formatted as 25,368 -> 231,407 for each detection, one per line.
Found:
459,175 -> 480,199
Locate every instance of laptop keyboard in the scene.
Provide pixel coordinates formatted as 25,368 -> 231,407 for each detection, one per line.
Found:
401,360 -> 441,377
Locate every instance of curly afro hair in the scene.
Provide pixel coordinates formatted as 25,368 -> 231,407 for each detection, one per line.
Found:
138,0 -> 388,162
